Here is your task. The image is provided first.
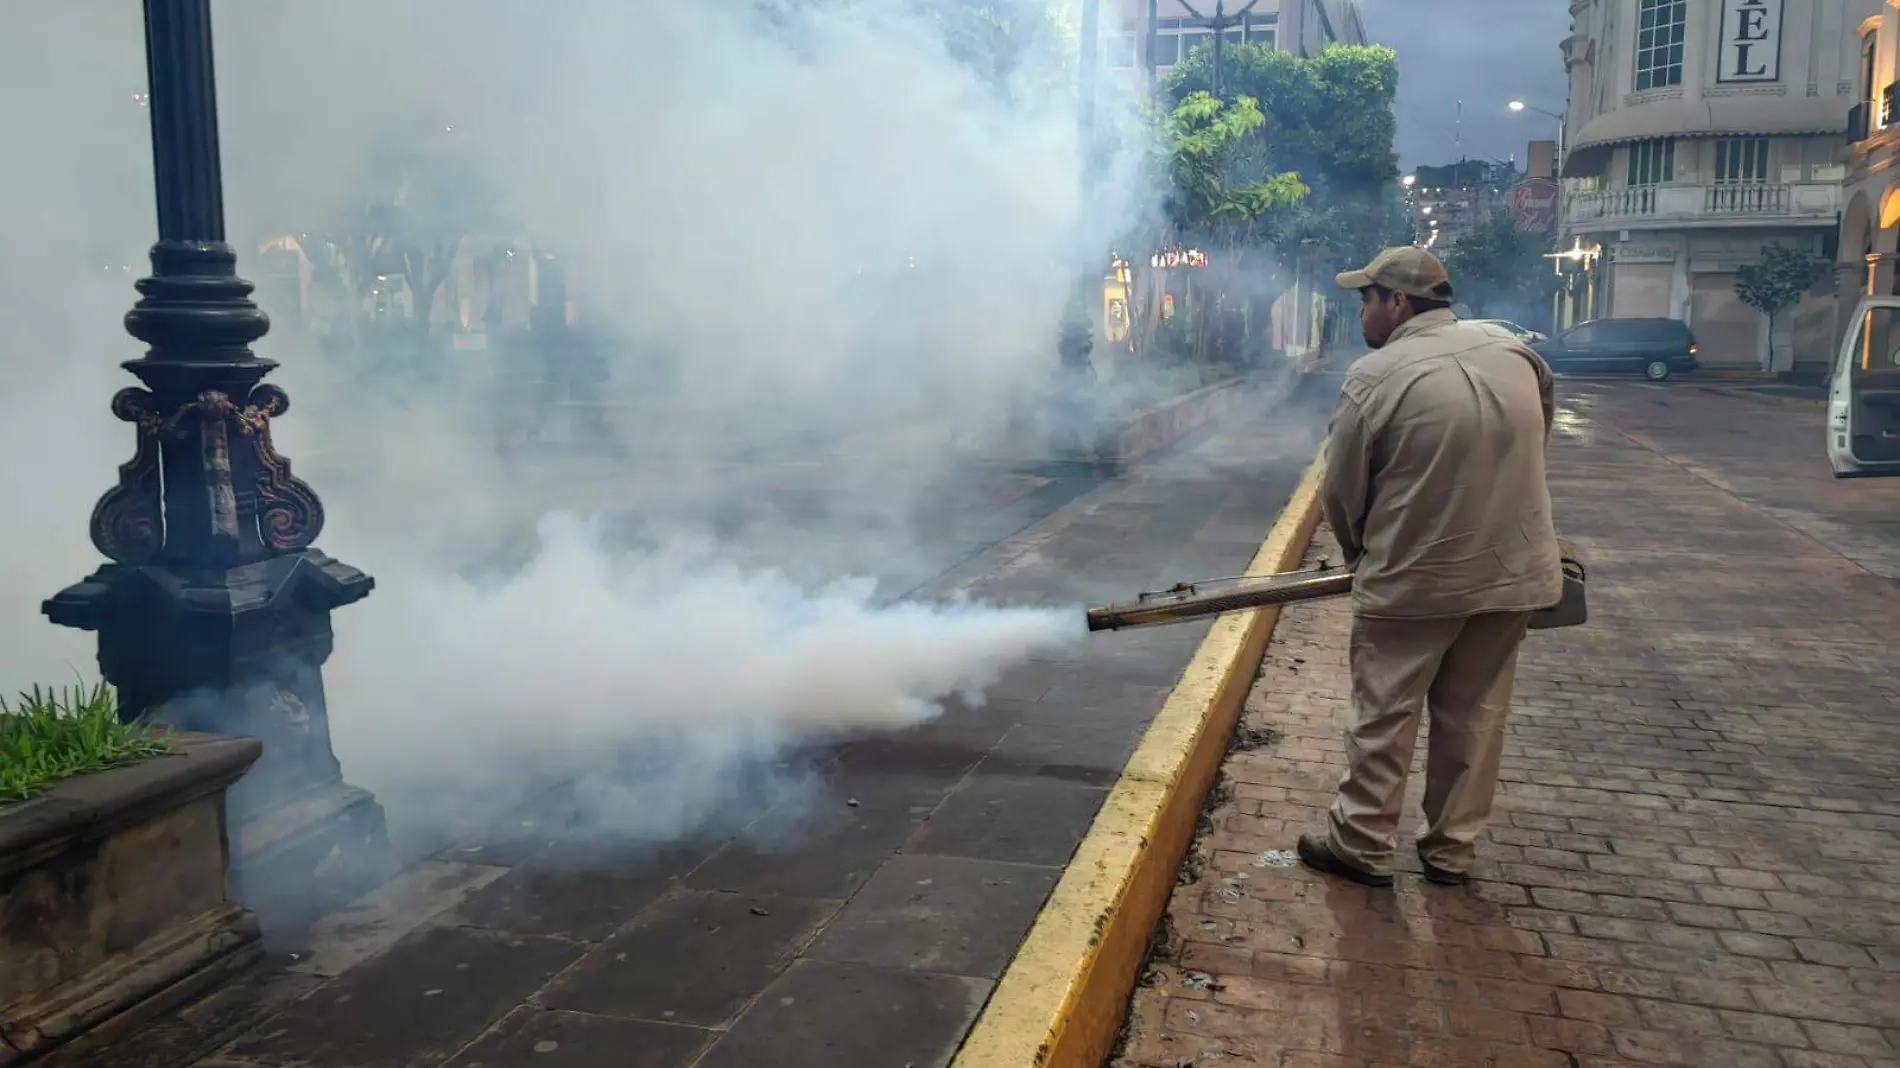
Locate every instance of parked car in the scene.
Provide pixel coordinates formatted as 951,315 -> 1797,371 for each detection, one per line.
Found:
1827,296 -> 1900,478
1469,318 -> 1547,344
1530,317 -> 1700,381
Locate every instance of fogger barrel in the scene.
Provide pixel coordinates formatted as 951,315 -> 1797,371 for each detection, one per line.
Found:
1086,542 -> 1588,634
1085,566 -> 1355,632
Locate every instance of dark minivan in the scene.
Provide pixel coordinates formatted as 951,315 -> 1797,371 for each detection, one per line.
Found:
1530,318 -> 1701,381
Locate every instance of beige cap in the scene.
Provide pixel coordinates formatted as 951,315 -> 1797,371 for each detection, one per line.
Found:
1336,245 -> 1455,301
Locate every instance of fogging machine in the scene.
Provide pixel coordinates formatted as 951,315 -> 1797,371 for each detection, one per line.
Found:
1085,540 -> 1588,633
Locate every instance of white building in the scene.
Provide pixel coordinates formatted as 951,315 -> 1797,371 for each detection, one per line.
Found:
1839,5 -> 1900,368
1105,0 -> 1367,91
1560,0 -> 1878,369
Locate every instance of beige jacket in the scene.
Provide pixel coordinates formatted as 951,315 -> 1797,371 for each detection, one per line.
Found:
1321,309 -> 1563,620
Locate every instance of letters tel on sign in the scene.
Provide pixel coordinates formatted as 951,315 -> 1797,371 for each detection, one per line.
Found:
1717,0 -> 1783,84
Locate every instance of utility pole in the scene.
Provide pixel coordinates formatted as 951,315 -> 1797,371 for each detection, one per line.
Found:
1177,0 -> 1260,98
1056,0 -> 1100,382
1146,0 -> 1160,101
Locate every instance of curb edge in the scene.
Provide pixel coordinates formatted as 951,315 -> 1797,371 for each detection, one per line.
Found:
949,448 -> 1330,1068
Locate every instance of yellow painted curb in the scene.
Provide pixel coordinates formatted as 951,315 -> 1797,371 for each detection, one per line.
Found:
951,449 -> 1329,1068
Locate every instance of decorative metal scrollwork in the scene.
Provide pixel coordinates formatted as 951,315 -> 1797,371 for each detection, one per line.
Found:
88,388 -> 166,564
85,383 -> 325,564
237,384 -> 325,553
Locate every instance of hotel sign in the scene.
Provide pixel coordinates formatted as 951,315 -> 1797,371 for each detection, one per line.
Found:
1510,179 -> 1560,236
1716,0 -> 1784,84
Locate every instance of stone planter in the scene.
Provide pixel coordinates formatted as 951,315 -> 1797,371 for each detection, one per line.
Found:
0,733 -> 263,1065
1096,375 -> 1246,465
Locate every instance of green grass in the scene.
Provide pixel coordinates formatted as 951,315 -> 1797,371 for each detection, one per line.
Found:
0,681 -> 173,804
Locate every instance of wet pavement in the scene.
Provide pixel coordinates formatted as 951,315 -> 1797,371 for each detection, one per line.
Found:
101,379 -> 1331,1068
1115,381 -> 1900,1068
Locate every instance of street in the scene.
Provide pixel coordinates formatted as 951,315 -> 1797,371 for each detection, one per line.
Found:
13,1 -> 1900,1066
1116,381 -> 1900,1068
99,381 -> 1332,1068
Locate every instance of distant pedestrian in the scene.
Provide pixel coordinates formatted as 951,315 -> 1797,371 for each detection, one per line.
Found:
1297,246 -> 1563,889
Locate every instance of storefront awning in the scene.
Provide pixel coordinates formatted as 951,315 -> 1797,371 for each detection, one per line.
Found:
1563,97 -> 1852,178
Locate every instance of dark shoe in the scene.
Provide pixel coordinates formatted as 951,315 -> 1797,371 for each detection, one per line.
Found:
1417,850 -> 1470,887
1296,833 -> 1394,888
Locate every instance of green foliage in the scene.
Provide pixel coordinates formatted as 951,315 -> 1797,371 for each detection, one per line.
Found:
1164,92 -> 1308,242
0,682 -> 172,803
930,0 -> 1076,102
1167,44 -> 1398,187
1735,244 -> 1826,322
1163,42 -> 1400,268
1441,216 -> 1561,321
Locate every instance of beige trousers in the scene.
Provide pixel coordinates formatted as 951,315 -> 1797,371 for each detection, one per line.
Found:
1325,610 -> 1531,876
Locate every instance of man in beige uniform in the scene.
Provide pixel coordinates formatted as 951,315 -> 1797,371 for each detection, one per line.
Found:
1296,246 -> 1563,889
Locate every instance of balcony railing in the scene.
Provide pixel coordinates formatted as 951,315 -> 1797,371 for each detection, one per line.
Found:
1568,185 -> 1655,221
1565,182 -> 1839,228
1704,183 -> 1788,214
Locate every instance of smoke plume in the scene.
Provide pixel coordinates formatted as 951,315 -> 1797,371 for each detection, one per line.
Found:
0,0 -> 1159,847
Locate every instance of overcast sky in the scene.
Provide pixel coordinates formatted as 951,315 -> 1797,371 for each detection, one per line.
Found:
1357,0 -> 1574,171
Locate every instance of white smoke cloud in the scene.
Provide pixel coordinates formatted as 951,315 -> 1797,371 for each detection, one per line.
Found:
1,0 -> 1158,848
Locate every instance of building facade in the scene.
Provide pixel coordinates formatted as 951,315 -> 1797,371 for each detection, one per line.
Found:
1105,0 -> 1366,93
1560,0 -> 1878,370
1408,159 -> 1518,251
1839,3 -> 1900,365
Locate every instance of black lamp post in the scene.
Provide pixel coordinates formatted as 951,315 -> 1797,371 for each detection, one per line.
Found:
43,0 -> 388,925
1177,0 -> 1260,100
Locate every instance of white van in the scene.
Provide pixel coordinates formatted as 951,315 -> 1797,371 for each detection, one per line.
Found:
1828,296 -> 1900,478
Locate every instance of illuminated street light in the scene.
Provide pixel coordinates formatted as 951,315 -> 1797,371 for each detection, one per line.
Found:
1508,99 -> 1566,176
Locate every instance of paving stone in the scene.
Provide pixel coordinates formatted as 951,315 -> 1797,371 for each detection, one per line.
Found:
690,960 -> 991,1068
432,784 -> 588,868
903,774 -> 1108,866
287,859 -> 509,978
981,721 -> 1146,785
686,772 -> 949,899
1025,677 -> 1174,728
62,969 -> 322,1068
449,837 -> 723,941
832,734 -> 988,779
222,925 -> 585,1068
907,695 -> 1031,751
804,854 -> 1060,977
1110,382 -> 1900,1068
538,891 -> 841,1026
981,660 -> 1066,702
439,1007 -> 712,1068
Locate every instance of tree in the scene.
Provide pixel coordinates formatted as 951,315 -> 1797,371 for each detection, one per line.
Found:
1735,244 -> 1827,372
929,0 -> 1076,103
1159,91 -> 1308,367
1165,42 -> 1400,271
1441,215 -> 1561,326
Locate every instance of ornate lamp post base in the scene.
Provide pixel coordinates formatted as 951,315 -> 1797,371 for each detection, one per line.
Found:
45,0 -> 389,930
47,551 -> 391,929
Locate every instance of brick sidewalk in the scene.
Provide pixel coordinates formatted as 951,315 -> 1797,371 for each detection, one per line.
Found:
1114,384 -> 1900,1068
